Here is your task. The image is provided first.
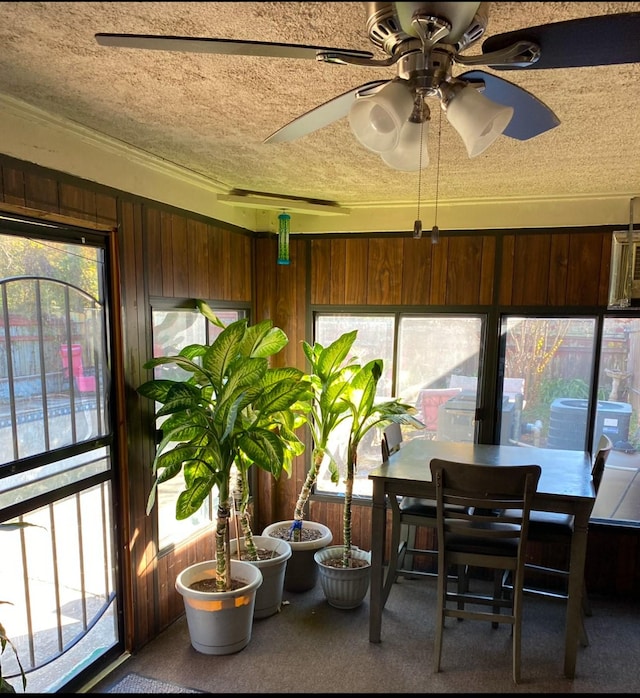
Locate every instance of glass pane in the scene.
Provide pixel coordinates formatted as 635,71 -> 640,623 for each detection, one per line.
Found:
398,315 -> 484,442
0,447 -> 109,509
151,307 -> 243,549
591,315 -> 640,524
0,241 -> 108,464
314,314 -> 395,497
500,317 -> 597,450
1,483 -> 118,692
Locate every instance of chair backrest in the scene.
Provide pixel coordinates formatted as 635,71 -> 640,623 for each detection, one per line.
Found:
429,459 -> 541,555
592,434 -> 613,494
381,422 -> 403,462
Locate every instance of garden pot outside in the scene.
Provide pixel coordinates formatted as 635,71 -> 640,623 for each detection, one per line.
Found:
262,520 -> 333,592
314,545 -> 371,609
229,535 -> 292,618
175,558 -> 263,655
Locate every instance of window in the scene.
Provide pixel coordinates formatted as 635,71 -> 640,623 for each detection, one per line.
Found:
150,301 -> 248,550
499,316 -> 598,450
591,316 -> 640,524
0,224 -> 119,692
312,310 -> 640,527
313,313 -> 484,497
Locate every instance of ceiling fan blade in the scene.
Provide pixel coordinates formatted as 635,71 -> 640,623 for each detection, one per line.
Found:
264,80 -> 390,143
95,33 -> 374,61
481,12 -> 640,70
459,70 -> 560,140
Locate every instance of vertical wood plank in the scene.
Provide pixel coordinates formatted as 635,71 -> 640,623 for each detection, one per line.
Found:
171,214 -> 189,297
479,236 -> 496,305
344,237 -> 368,304
567,232 -> 606,306
160,211 -> 174,296
548,233 -> 570,306
145,207 -> 163,297
598,233 -> 612,306
367,238 -> 402,305
513,234 -> 551,305
24,173 -> 59,212
187,219 -> 209,299
329,239 -> 347,304
446,236 -> 483,304
1,166 -> 26,205
498,234 -> 515,305
310,238 -> 331,304
430,236 -> 448,305
401,237 -> 432,305
59,182 -> 97,222
229,230 -> 251,301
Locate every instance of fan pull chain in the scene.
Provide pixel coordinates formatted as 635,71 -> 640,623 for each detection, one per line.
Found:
431,107 -> 442,244
413,113 -> 426,239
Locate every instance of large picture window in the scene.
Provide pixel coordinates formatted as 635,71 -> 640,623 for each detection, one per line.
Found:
312,310 -> 640,527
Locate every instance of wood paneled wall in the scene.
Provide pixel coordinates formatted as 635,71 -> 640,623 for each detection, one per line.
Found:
1,154 -> 636,659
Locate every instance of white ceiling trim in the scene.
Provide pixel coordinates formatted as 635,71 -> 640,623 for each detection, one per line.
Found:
0,92 -> 637,235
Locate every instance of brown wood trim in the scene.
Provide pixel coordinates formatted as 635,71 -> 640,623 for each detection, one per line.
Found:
0,201 -> 114,231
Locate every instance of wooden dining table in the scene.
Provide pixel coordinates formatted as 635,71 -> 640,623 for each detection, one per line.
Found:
368,436 -> 595,680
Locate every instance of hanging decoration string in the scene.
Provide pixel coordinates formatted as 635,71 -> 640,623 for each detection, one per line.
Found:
431,106 -> 443,244
413,106 -> 425,239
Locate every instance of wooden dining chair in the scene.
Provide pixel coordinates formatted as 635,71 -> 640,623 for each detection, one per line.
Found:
381,422 -> 440,606
430,458 -> 541,684
502,433 -> 613,647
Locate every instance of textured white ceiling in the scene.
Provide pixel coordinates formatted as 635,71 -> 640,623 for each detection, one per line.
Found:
1,2 -> 639,230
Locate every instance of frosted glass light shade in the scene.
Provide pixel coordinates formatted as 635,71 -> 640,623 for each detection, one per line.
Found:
381,119 -> 429,171
348,81 -> 414,154
446,85 -> 514,158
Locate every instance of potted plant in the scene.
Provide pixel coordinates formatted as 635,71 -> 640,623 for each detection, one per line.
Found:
137,300 -> 311,653
1,521 -> 37,693
263,330 -> 362,592
313,356 -> 423,609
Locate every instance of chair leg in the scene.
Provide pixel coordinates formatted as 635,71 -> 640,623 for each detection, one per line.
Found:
382,513 -> 403,606
492,569 -> 503,629
582,578 -> 593,617
456,564 -> 467,617
403,523 -> 417,574
512,587 -> 522,684
433,559 -> 446,674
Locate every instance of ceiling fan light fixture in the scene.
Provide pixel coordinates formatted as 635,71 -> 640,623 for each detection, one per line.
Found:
445,83 -> 514,158
348,80 -> 413,153
381,119 -> 430,171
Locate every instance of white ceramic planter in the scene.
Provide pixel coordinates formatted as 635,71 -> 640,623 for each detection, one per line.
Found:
314,545 -> 371,609
262,520 -> 333,593
176,558 -> 263,655
229,535 -> 292,619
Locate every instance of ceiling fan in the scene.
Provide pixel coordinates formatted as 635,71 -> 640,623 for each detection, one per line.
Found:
95,2 -> 640,172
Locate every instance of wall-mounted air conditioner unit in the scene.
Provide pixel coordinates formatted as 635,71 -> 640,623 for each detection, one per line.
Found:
608,231 -> 640,308
608,197 -> 640,309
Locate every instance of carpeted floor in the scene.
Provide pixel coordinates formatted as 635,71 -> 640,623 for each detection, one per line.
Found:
104,672 -> 204,693
88,576 -> 640,693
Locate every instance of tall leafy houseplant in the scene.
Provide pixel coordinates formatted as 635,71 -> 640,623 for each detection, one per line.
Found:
137,300 -> 310,591
308,344 -> 422,608
288,330 -> 360,541
335,357 -> 422,566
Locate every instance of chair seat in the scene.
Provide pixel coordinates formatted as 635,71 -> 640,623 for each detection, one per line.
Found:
503,508 -> 574,537
399,497 -> 468,517
448,523 -> 521,557
399,496 -> 437,517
